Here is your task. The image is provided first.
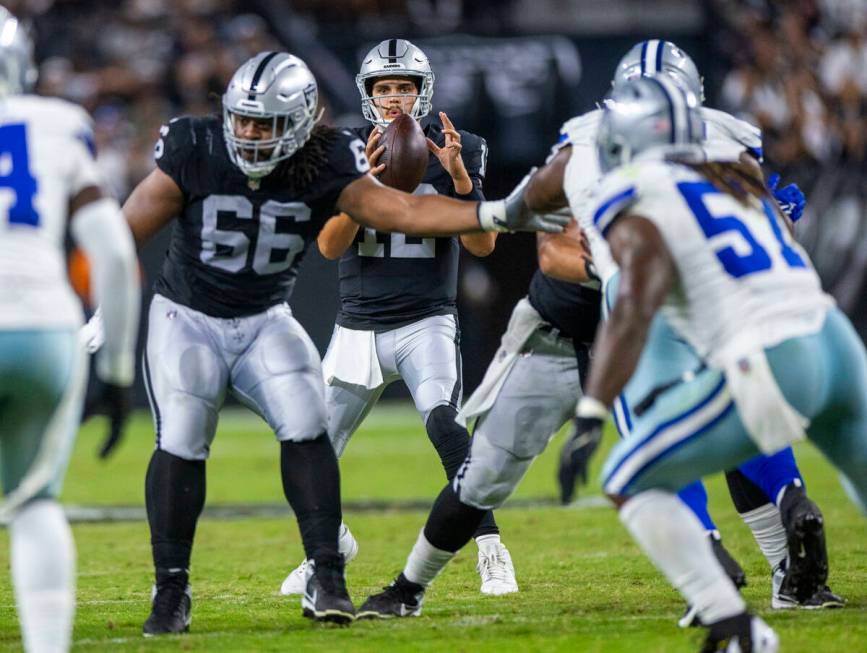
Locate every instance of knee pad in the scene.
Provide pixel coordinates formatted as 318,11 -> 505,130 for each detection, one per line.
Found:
425,405 -> 471,480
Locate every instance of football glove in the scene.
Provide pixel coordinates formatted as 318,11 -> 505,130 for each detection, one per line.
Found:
557,414 -> 604,505
79,308 -> 105,354
767,173 -> 806,223
82,380 -> 132,459
477,168 -> 571,233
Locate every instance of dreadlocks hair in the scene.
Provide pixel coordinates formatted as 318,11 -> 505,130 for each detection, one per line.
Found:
684,160 -> 768,208
273,124 -> 339,193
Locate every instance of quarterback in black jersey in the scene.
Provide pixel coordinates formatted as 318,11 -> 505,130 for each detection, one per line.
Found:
120,51 -> 568,634
280,39 -> 519,599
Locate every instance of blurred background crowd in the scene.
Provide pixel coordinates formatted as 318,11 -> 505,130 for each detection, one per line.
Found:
4,0 -> 865,396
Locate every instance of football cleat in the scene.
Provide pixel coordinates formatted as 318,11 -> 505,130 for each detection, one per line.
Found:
357,576 -> 425,619
701,613 -> 779,653
679,534 -> 746,628
301,557 -> 355,624
142,576 -> 192,636
281,523 -> 358,595
772,561 -> 846,609
779,485 -> 829,602
477,541 -> 519,595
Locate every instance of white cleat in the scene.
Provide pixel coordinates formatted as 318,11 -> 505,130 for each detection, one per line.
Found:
280,523 -> 358,596
738,616 -> 779,653
477,541 -> 519,596
705,615 -> 779,653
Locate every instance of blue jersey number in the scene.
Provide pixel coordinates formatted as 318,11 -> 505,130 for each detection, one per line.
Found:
0,123 -> 39,227
677,181 -> 804,278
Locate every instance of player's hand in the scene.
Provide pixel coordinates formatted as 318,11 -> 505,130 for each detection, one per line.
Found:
557,415 -> 603,504
768,173 -> 806,223
79,308 -> 105,354
427,112 -> 471,193
477,168 -> 571,233
82,380 -> 132,459
366,129 -> 387,176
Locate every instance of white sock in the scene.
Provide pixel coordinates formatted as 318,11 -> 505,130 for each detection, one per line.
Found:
474,533 -> 501,550
10,500 -> 75,653
337,522 -> 354,556
740,504 -> 788,570
620,490 -> 746,625
402,529 -> 456,587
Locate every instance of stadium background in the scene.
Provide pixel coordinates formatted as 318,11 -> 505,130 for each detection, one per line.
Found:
8,0 -> 866,400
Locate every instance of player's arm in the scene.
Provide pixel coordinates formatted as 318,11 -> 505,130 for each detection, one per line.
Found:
583,214 -> 676,406
318,213 -> 360,260
122,167 -> 184,248
524,146 -> 570,213
336,173 -> 567,236
460,231 -> 497,256
536,218 -> 594,283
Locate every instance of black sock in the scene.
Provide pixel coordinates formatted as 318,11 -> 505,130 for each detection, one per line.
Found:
423,483 -> 487,553
725,468 -> 772,514
280,434 -> 342,563
425,406 -> 499,539
145,449 -> 206,580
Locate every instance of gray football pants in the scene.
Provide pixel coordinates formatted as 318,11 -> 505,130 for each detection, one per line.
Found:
326,314 -> 461,456
455,328 -> 583,510
144,294 -> 326,460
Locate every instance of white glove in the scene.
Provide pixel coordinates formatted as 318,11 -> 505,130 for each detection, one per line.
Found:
476,168 -> 571,233
79,308 -> 105,354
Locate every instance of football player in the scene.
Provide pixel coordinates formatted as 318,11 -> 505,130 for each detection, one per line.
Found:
570,76 -> 867,651
555,40 -> 843,615
118,51 -> 564,633
354,213 -> 601,619
279,38 -> 518,599
0,8 -> 140,652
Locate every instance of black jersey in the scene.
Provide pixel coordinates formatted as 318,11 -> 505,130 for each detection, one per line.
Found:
152,117 -> 368,318
528,270 -> 601,344
336,121 -> 488,332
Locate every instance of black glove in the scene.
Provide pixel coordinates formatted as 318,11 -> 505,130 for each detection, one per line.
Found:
82,381 -> 132,459
557,415 -> 603,505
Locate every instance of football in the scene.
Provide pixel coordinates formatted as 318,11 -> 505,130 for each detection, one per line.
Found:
378,113 -> 429,193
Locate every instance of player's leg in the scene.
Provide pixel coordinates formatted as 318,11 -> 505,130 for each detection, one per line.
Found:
232,305 -> 353,622
142,296 -> 229,635
394,314 -> 513,594
359,330 -> 580,617
602,367 -> 778,650
0,330 -> 85,653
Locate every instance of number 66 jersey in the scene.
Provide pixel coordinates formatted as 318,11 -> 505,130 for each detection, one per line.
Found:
592,158 -> 834,369
153,116 -> 369,318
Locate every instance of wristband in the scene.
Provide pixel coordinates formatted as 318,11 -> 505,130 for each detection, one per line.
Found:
577,396 -> 609,421
476,200 -> 510,233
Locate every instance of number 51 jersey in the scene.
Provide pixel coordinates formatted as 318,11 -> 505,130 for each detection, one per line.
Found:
153,117 -> 369,318
0,95 -> 102,330
592,159 -> 834,368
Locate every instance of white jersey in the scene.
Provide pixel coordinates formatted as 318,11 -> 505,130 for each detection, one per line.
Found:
591,158 -> 833,367
556,106 -> 763,284
0,95 -> 102,329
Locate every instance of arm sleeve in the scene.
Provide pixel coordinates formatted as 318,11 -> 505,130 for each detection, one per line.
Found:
70,198 -> 140,386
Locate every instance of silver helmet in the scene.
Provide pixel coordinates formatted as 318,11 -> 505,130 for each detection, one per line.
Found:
356,39 -> 434,129
0,7 -> 37,97
611,40 -> 704,103
222,52 -> 319,179
596,76 -> 703,173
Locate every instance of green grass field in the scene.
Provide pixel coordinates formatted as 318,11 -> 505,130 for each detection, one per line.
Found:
0,402 -> 864,651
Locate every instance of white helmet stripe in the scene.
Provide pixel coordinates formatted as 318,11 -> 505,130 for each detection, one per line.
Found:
657,75 -> 689,144
643,40 -> 661,75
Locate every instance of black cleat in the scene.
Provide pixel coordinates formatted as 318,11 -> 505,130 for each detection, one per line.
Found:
779,484 -> 829,602
142,574 -> 192,636
357,574 -> 424,619
301,557 -> 355,625
701,612 -> 779,653
679,534 -> 746,628
801,585 -> 847,609
773,560 -> 846,610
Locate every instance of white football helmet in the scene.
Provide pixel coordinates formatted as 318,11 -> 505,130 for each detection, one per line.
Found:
222,52 -> 319,179
0,7 -> 37,97
356,39 -> 434,129
611,39 -> 704,103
